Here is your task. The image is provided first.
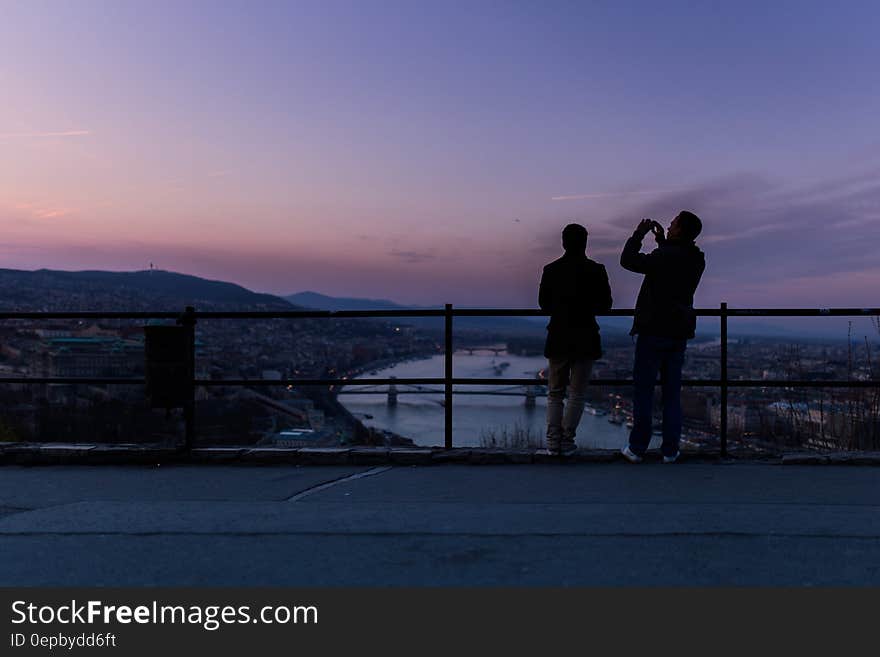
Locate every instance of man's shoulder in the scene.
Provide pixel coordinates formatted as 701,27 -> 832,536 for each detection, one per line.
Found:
543,256 -> 567,271
660,242 -> 704,261
584,257 -> 606,270
659,240 -> 703,252
545,255 -> 607,273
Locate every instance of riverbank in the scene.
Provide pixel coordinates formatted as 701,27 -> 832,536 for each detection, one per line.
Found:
340,349 -> 440,382
328,348 -> 440,447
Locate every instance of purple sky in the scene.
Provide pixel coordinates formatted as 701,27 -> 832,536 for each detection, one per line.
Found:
1,1 -> 878,311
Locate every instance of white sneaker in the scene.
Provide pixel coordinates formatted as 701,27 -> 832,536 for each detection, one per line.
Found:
620,446 -> 642,463
662,452 -> 680,464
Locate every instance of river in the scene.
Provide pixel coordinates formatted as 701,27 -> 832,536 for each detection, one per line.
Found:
340,351 -> 663,449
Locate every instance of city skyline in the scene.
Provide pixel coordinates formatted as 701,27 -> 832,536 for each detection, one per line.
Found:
1,1 -> 878,309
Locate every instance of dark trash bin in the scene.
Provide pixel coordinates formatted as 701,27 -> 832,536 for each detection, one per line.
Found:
144,325 -> 192,409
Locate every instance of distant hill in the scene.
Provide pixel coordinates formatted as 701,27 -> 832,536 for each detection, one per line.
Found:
287,291 -> 412,313
286,291 -> 549,337
2,270 -> 852,341
0,268 -> 296,311
286,292 -> 867,343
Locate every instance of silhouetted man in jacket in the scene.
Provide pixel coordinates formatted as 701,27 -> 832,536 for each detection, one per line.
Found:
539,223 -> 612,455
620,211 -> 705,463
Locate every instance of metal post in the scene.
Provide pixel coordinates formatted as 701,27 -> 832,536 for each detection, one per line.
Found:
179,305 -> 197,450
444,303 -> 453,449
720,301 -> 728,458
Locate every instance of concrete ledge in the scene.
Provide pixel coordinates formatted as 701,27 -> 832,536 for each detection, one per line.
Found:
88,445 -> 181,465
2,443 -> 44,465
430,449 -> 471,464
781,453 -> 829,465
37,444 -> 97,465
388,448 -> 434,465
239,448 -> 303,464
468,449 -> 514,465
188,448 -> 246,463
1,443 -> 878,466
350,448 -> 391,465
575,449 -> 620,463
502,449 -> 536,464
827,451 -> 880,465
297,447 -> 352,465
783,451 -> 880,465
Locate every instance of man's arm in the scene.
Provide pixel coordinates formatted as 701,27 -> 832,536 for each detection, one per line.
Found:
620,219 -> 662,274
592,264 -> 612,313
538,267 -> 552,312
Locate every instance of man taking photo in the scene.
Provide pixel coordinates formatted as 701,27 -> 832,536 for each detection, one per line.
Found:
619,211 -> 705,463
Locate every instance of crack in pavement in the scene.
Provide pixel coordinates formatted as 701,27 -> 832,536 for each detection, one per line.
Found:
285,466 -> 394,502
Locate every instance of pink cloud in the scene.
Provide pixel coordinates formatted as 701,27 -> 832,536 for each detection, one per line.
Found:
0,130 -> 90,138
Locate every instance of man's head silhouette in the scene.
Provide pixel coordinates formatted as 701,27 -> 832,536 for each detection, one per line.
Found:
667,211 -> 702,242
562,223 -> 588,253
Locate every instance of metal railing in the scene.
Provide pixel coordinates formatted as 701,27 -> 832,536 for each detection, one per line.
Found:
1,304 -> 878,457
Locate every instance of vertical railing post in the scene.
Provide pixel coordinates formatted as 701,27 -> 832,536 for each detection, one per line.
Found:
720,301 -> 728,458
180,305 -> 197,450
444,303 -> 453,449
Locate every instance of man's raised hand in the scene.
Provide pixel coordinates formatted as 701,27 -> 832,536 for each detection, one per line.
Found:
651,221 -> 666,243
635,219 -> 654,237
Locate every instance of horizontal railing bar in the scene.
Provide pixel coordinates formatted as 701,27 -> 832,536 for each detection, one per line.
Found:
724,379 -> 880,388
0,310 -> 446,320
726,308 -> 880,316
0,377 -> 880,394
450,309 -> 637,317
448,308 -> 880,317
452,378 -> 880,387
450,378 -> 880,388
195,378 -> 880,388
0,312 -> 182,320
0,375 -> 875,388
340,389 -> 547,395
192,309 -> 448,319
200,378 -> 443,386
339,378 -> 880,389
0,308 -> 876,321
0,376 -> 874,388
0,377 -> 146,384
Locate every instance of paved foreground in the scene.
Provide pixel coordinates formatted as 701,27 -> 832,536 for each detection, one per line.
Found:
1,463 -> 878,586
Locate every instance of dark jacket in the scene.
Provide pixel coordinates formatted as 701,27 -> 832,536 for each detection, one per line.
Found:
620,233 -> 705,339
538,253 -> 612,359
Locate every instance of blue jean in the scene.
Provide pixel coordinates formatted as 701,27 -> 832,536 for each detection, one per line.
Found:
627,334 -> 687,457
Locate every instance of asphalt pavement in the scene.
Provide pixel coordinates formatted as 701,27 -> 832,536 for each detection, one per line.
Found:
1,463 -> 878,586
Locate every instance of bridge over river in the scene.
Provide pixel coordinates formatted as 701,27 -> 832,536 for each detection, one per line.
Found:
337,381 -> 548,407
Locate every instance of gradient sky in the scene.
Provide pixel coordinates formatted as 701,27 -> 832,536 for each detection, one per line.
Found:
1,0 -> 879,312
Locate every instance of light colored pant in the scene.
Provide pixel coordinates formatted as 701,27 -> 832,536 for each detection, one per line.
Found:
546,356 -> 594,445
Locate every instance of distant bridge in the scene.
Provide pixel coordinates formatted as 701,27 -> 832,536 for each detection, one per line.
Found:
457,346 -> 508,356
336,381 -> 547,408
